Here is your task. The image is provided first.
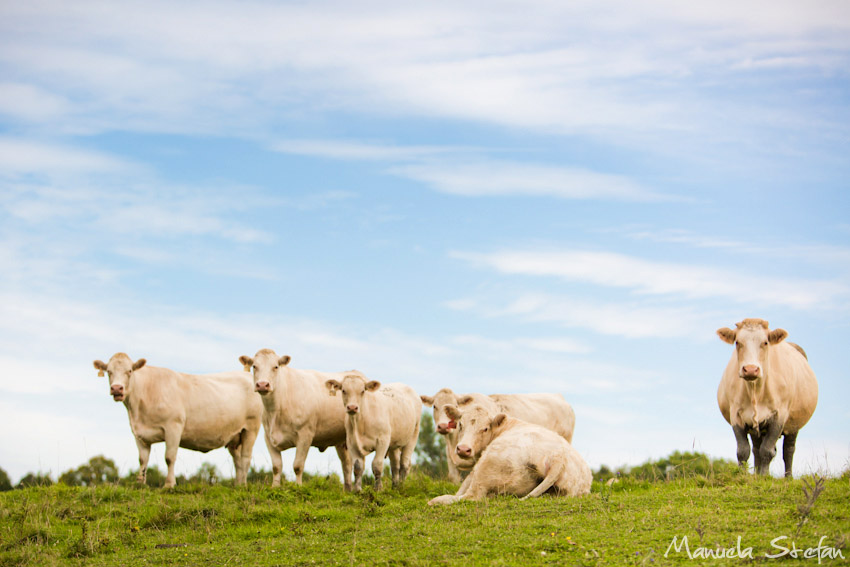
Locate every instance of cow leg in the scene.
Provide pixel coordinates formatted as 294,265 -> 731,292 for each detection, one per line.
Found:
782,432 -> 798,478
226,442 -> 241,484
334,443 -> 353,492
292,435 -> 312,485
163,428 -> 182,488
264,434 -> 283,487
446,444 -> 461,483
135,437 -> 151,485
398,427 -> 418,486
353,458 -> 364,492
372,437 -> 391,491
388,448 -> 401,488
755,416 -> 783,476
732,425 -> 751,470
234,426 -> 260,486
750,430 -> 763,473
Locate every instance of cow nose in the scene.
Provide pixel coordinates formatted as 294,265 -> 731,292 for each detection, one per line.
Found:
110,385 -> 123,395
742,365 -> 760,378
346,404 -> 359,413
456,445 -> 472,459
436,423 -> 449,434
255,381 -> 270,393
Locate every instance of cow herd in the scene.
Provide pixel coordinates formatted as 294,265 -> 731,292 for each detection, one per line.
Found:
92,318 -> 819,503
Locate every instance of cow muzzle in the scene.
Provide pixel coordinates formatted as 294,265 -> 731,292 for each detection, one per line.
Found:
255,381 -> 271,394
110,385 -> 125,401
346,404 -> 359,414
741,365 -> 761,381
436,420 -> 456,435
456,444 -> 473,459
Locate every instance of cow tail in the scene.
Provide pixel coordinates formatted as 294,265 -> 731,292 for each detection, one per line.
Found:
521,457 -> 567,500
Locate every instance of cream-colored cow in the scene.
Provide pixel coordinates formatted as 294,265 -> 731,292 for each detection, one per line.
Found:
428,404 -> 591,505
420,388 -> 575,482
93,353 -> 263,488
325,375 -> 420,492
239,349 -> 359,490
717,318 -> 818,476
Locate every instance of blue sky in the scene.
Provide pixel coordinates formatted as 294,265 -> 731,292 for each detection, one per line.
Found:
1,0 -> 848,483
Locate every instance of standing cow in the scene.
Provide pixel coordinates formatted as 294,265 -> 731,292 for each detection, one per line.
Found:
428,404 -> 591,505
716,318 -> 818,476
239,349 -> 358,490
420,388 -> 575,482
325,375 -> 420,492
93,353 -> 263,488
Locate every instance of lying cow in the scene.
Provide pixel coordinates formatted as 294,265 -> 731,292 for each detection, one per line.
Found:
239,349 -> 359,490
717,318 -> 818,476
420,388 -> 575,482
93,353 -> 263,488
428,404 -> 591,505
325,375 -> 420,492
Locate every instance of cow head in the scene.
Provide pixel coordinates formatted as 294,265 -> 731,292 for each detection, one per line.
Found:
420,388 -> 477,435
325,374 -> 380,415
444,404 -> 508,471
93,353 -> 146,402
717,318 -> 788,382
239,349 -> 291,395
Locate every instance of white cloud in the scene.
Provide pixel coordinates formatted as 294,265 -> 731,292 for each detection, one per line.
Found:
448,292 -> 712,339
391,160 -> 672,201
1,0 -> 846,151
0,82 -> 71,122
271,139 -> 455,162
0,137 -> 134,176
453,249 -> 850,310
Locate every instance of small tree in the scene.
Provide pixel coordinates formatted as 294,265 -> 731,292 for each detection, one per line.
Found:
59,455 -> 120,487
16,472 -> 53,488
414,412 -> 447,478
0,467 -> 12,491
188,462 -> 219,484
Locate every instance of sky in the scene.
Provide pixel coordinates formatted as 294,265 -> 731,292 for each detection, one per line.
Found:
1,0 -> 848,484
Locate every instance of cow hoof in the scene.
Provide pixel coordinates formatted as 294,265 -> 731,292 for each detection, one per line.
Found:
428,495 -> 457,506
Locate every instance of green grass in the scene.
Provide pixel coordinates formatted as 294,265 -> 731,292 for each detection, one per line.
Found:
1,471 -> 847,566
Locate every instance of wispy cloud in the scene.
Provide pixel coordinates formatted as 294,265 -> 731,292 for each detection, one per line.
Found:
452,249 -> 850,310
391,160 -> 674,201
273,138 -> 674,202
271,139 -> 455,162
447,292 -> 713,339
0,137 -> 135,176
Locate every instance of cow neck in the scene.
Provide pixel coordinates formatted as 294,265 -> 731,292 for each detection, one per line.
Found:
264,366 -> 296,416
744,371 -> 770,428
344,409 -> 367,457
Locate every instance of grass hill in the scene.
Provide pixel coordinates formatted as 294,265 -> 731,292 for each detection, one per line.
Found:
1,469 -> 847,566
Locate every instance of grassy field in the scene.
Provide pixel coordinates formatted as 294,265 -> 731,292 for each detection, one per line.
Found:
1,471 -> 848,566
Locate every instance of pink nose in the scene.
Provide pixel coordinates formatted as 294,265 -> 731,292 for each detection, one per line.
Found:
255,381 -> 270,393
346,404 -> 359,413
456,445 -> 472,459
110,385 -> 123,395
742,365 -> 760,378
436,423 -> 449,434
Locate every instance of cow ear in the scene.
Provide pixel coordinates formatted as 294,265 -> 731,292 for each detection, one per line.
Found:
420,395 -> 434,406
239,355 -> 253,372
716,327 -> 736,344
325,379 -> 342,395
457,395 -> 474,406
93,360 -> 107,377
132,358 -> 146,371
365,380 -> 381,392
769,328 -> 788,344
444,404 -> 462,420
490,413 -> 508,431
279,355 -> 291,367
